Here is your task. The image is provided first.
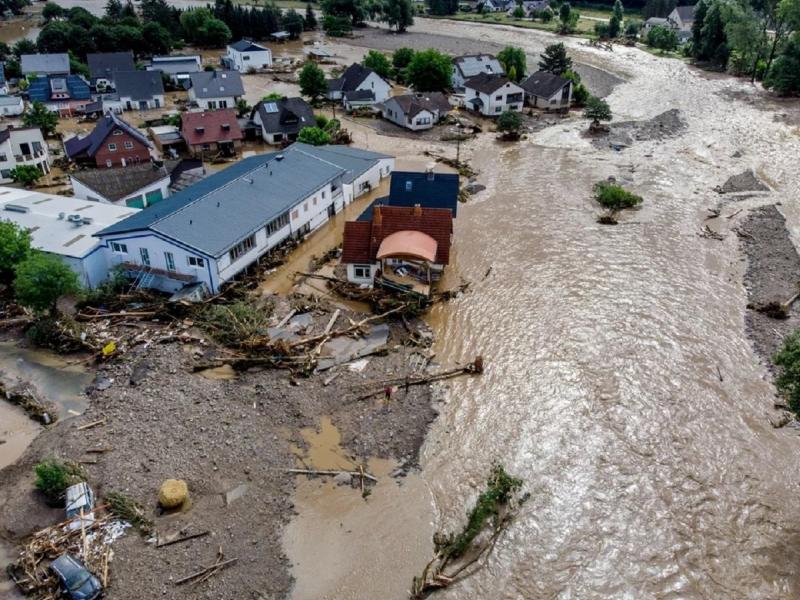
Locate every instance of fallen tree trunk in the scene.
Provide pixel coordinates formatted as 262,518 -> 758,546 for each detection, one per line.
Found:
285,468 -> 378,483
355,357 -> 484,401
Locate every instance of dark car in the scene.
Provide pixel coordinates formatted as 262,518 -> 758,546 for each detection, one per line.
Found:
50,554 -> 103,600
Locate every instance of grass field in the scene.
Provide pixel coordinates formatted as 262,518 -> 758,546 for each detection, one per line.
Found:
430,12 -> 600,36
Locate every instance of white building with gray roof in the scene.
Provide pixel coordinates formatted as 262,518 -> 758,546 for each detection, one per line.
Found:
452,54 -> 505,90
95,143 -> 393,294
187,70 -> 245,110
20,53 -> 70,77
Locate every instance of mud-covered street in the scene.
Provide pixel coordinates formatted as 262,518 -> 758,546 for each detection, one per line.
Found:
1,10 -> 800,600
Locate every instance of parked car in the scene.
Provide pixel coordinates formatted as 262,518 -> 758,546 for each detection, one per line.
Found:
65,482 -> 95,532
50,554 -> 103,600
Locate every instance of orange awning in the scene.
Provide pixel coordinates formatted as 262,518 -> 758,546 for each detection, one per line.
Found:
377,230 -> 437,262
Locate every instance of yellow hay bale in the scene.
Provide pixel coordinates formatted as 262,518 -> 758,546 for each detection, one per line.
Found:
158,479 -> 188,508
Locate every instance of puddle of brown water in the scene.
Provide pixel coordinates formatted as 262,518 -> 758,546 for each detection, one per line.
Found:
0,402 -> 40,471
285,417 -> 434,600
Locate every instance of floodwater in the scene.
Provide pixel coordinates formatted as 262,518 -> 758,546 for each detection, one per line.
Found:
280,19 -> 800,600
0,342 -> 91,470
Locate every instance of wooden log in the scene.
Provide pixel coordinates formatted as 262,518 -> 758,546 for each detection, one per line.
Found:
156,530 -> 210,548
175,557 -> 238,585
76,418 -> 106,431
285,468 -> 378,483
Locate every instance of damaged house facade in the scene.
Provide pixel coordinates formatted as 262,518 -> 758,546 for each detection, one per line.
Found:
94,144 -> 394,295
342,205 -> 453,297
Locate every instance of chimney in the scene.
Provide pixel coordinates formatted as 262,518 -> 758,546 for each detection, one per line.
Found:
373,205 -> 382,225
426,168 -> 435,181
413,203 -> 422,216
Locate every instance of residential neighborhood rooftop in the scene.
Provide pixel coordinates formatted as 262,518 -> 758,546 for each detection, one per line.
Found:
96,146 -> 350,257
464,72 -> 513,94
520,71 -> 571,98
114,70 -> 165,101
0,187 -> 139,259
359,171 -> 460,221
254,97 -> 314,137
181,109 -> 244,146
189,70 -> 245,99
20,53 -> 70,75
384,93 -> 451,119
64,113 -> 151,160
70,161 -> 179,202
292,143 -> 392,184
27,74 -> 90,103
87,52 -> 135,81
229,39 -> 269,52
328,63 -> 381,92
453,54 -> 505,79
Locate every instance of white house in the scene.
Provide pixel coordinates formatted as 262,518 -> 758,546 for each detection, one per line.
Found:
187,70 -> 245,110
0,95 -> 24,117
381,93 -> 451,131
70,161 -> 176,208
95,143 -> 393,295
326,63 -> 391,106
452,54 -> 505,90
114,70 -> 165,111
0,127 -> 51,183
0,187 -> 140,288
224,40 -> 272,72
519,71 -> 572,110
463,74 -> 525,116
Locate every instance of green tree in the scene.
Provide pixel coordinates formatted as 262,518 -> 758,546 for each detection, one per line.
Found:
363,50 -> 392,79
584,95 -> 612,125
22,101 -> 58,137
14,252 -> 80,314
142,21 -> 173,55
392,47 -> 415,81
774,330 -> 800,415
321,0 -> 366,25
382,0 -> 414,32
624,20 -> 642,40
322,14 -> 353,35
235,98 -> 251,117
695,0 -> 729,65
283,9 -> 305,38
512,5 -> 524,18
595,21 -> 611,39
13,38 -> 37,58
299,62 -> 328,101
496,110 -> 523,139
765,32 -> 800,94
263,92 -> 284,101
538,42 -> 573,75
691,0 -> 709,49
42,2 -> 64,22
105,0 -> 123,19
497,46 -> 526,82
298,126 -> 332,145
202,18 -> 232,47
0,221 -> 31,283
608,0 -> 623,38
305,3 -> 318,30
563,69 -> 589,105
9,165 -> 42,187
647,25 -> 678,51
725,2 -> 768,79
558,2 -> 579,34
540,7 -> 553,22
405,48 -> 452,91
593,181 -> 643,210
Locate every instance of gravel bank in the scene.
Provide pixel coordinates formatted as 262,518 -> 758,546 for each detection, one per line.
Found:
592,108 -> 688,148
739,204 -> 800,366
0,308 -> 437,599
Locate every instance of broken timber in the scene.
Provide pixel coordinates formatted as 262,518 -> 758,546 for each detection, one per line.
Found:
355,356 -> 484,401
285,468 -> 378,483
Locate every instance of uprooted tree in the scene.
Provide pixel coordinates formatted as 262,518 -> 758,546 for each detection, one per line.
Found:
593,180 -> 643,224
411,464 -> 528,598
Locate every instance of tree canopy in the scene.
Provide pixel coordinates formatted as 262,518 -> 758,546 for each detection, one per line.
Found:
14,252 -> 81,315
647,25 -> 678,51
363,50 -> 393,79
22,101 -> 58,137
0,221 -> 31,284
584,96 -> 612,123
538,43 -> 573,76
299,62 -> 328,101
382,0 -> 414,32
404,49 -> 452,91
298,127 -> 332,145
498,47 -> 526,82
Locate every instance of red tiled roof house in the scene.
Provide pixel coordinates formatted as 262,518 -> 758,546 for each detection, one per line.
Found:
341,204 -> 453,297
181,109 -> 243,158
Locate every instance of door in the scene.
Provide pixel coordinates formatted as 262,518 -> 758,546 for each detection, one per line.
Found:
164,251 -> 176,272
139,100 -> 147,110
327,204 -> 336,218
140,248 -> 150,267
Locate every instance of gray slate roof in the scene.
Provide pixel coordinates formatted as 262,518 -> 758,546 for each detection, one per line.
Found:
292,143 -> 391,184
96,146 -> 346,256
383,93 -> 450,119
453,55 -> 504,79
673,5 -> 696,21
327,63 -> 379,93
464,73 -> 514,95
114,70 -> 165,101
229,40 -> 269,52
87,52 -> 135,81
71,161 -> 178,202
189,70 -> 245,99
254,97 -> 314,136
519,71 -> 570,98
20,53 -> 70,75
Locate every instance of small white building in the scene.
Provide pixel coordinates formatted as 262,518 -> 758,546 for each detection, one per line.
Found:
95,143 -> 393,295
381,93 -> 451,131
70,161 -> 176,208
0,187 -> 140,288
0,127 -> 51,183
463,74 -> 525,117
187,70 -> 245,110
224,40 -> 272,72
326,63 -> 391,106
114,70 -> 165,111
0,95 -> 24,117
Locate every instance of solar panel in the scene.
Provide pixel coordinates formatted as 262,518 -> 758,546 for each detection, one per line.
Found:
264,102 -> 278,113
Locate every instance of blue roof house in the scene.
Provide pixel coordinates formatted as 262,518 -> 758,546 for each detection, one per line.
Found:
94,142 -> 394,295
28,74 -> 91,115
359,170 -> 460,221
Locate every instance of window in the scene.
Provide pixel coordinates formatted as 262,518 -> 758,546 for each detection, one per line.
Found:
220,100 -> 227,108
495,106 -> 502,113
108,143 -> 117,151
111,242 -> 128,253
19,143 -> 30,155
124,141 -> 134,149
0,169 -> 9,179
291,209 -> 299,220
266,211 -> 290,236
353,265 -> 371,279
243,56 -> 250,61
32,142 -> 42,153
106,160 -> 112,167
202,144 -> 211,151
228,234 -> 256,262
321,190 -> 326,199
303,203 -> 308,212
113,129 -> 123,136
0,154 -> 7,162
140,247 -> 150,266
164,251 -> 176,272
187,256 -> 205,268
312,197 -> 317,206
495,95 -> 502,100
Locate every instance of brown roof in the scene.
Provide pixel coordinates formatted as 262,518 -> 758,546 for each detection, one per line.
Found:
342,206 -> 453,265
181,109 -> 243,146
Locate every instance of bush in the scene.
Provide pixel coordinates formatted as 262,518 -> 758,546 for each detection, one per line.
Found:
496,110 -> 523,139
584,95 -> 612,123
593,181 -> 643,210
14,252 -> 81,315
34,459 -> 85,507
298,126 -> 332,145
774,331 -> 800,416
26,316 -> 85,352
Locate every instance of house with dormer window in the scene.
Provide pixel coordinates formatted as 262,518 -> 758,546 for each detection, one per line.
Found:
187,70 -> 245,110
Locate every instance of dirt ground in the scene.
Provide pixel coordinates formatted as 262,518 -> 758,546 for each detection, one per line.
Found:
0,299 -> 438,599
